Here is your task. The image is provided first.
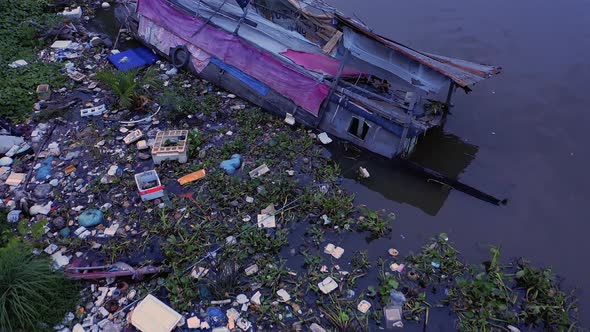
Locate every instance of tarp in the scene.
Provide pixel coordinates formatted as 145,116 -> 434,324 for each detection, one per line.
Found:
137,0 -> 330,116
139,17 -> 211,73
107,47 -> 158,71
210,57 -> 270,96
281,49 -> 364,77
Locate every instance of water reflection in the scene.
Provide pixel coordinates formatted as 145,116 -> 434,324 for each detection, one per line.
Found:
86,5 -> 141,50
331,128 -> 478,215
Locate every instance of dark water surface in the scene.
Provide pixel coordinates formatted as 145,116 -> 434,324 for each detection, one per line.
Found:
329,0 -> 590,327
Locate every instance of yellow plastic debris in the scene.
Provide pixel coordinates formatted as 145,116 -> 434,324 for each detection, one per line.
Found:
64,165 -> 76,175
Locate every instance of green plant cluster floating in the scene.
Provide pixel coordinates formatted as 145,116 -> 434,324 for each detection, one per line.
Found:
382,235 -> 580,330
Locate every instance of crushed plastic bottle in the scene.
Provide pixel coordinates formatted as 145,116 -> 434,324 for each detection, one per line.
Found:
389,290 -> 406,306
207,307 -> 227,327
344,289 -> 356,299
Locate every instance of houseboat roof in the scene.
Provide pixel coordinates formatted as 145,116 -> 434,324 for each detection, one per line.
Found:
256,0 -> 501,91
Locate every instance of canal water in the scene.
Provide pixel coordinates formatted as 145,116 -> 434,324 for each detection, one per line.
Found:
331,0 -> 590,327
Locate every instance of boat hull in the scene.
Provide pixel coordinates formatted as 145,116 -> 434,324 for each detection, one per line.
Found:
128,0 -> 428,158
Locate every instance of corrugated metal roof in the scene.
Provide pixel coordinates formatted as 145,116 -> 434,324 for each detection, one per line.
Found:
336,14 -> 501,89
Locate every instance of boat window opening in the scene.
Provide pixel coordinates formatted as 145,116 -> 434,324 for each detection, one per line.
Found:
348,117 -> 370,140
343,76 -> 393,98
368,76 -> 391,94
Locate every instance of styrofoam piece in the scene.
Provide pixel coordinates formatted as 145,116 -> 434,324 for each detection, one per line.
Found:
318,132 -> 333,144
51,40 -> 73,49
177,169 -> 206,185
359,167 -> 370,178
249,164 -> 270,178
284,113 -> 295,125
134,170 -> 164,201
36,84 -> 51,100
0,167 -> 9,177
318,276 -> 338,294
357,300 -> 371,313
8,60 -> 28,68
131,294 -> 182,332
61,7 -> 82,19
5,172 -> 25,186
257,214 -> 276,229
123,129 -> 143,145
68,71 -> 86,82
151,130 -> 188,164
80,104 -> 107,117
324,243 -> 344,259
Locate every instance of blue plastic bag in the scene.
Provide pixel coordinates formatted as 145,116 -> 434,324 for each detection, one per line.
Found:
219,154 -> 242,175
35,156 -> 54,181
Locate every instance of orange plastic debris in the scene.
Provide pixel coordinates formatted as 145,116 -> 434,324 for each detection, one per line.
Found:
177,169 -> 206,185
64,165 -> 76,175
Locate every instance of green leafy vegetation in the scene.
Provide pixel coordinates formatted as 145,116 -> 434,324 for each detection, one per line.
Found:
97,67 -> 160,109
406,233 -> 465,284
187,129 -> 204,158
449,247 -> 579,331
0,240 -> 79,331
377,257 -> 399,302
358,209 -> 393,238
164,267 -> 201,312
0,0 -> 66,122
0,210 -> 13,247
515,265 -> 577,329
96,69 -> 139,109
320,295 -> 369,332
31,218 -> 48,240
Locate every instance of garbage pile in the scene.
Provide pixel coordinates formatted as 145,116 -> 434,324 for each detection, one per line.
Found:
0,2 -> 401,332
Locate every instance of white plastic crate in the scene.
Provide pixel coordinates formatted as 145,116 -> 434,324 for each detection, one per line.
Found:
134,170 -> 164,201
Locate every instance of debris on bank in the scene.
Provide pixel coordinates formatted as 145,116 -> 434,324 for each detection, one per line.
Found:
0,1 -> 579,331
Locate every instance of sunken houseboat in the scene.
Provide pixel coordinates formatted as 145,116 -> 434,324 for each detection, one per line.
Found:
122,0 -> 501,158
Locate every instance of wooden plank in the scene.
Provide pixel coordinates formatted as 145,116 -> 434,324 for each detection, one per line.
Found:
323,30 -> 343,54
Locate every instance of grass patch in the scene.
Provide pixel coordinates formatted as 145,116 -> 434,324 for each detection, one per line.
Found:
0,0 -> 66,122
0,210 -> 13,247
0,240 -> 79,331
